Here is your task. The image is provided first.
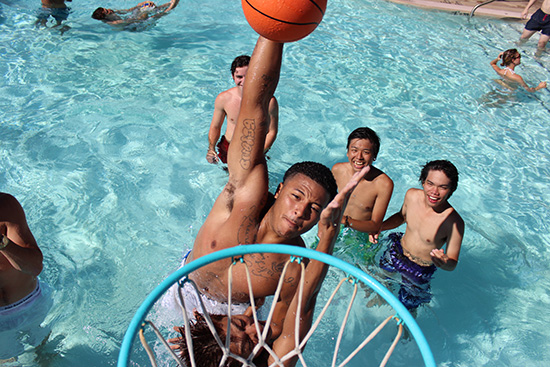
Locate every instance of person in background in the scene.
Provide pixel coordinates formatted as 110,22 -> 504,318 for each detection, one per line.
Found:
0,192 -> 52,360
92,0 -> 178,28
370,160 -> 464,316
490,49 -> 546,92
331,127 -> 394,264
35,0 -> 71,29
519,0 -> 550,53
206,55 -> 279,165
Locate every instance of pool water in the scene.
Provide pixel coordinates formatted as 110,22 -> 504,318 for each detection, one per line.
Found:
1,0 -> 549,366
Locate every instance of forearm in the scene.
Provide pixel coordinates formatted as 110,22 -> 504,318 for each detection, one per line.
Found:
228,38 -> 283,172
523,0 -> 537,12
342,216 -> 381,234
438,258 -> 457,271
207,129 -> 220,151
0,236 -> 43,276
380,212 -> 404,231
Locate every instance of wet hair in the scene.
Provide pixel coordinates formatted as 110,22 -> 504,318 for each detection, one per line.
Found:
92,7 -> 108,20
501,49 -> 520,67
419,160 -> 459,197
177,313 -> 253,367
283,161 -> 337,201
346,127 -> 381,158
230,55 -> 250,76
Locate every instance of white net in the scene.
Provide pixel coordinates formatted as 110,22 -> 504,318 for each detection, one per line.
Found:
118,245 -> 435,367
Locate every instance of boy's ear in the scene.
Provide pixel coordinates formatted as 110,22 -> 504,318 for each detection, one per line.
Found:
274,183 -> 283,198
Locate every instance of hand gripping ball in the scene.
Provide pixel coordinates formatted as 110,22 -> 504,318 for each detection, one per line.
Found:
242,0 -> 327,43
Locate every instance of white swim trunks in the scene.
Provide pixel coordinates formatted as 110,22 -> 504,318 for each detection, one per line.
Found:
161,250 -> 251,321
0,280 -> 53,359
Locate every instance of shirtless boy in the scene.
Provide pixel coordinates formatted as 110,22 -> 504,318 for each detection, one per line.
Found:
206,55 -> 279,164
520,0 -> 550,52
371,160 -> 464,314
331,127 -> 393,261
167,35 -> 369,366
0,193 -> 51,359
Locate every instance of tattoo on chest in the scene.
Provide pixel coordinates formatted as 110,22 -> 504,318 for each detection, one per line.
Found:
244,253 -> 286,281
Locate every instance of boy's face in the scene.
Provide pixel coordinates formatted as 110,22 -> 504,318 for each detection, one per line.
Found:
232,66 -> 248,89
422,169 -> 452,208
272,174 -> 330,239
346,138 -> 375,172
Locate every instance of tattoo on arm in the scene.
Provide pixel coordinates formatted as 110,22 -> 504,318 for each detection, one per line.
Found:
240,119 -> 256,170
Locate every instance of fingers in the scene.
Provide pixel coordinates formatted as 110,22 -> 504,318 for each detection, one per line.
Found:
369,232 -> 379,244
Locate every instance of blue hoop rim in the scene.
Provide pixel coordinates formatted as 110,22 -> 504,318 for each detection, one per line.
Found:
118,244 -> 436,367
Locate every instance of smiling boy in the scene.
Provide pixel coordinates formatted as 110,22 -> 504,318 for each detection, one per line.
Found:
370,160 -> 464,313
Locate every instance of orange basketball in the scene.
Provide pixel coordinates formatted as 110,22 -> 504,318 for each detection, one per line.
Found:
242,0 -> 327,43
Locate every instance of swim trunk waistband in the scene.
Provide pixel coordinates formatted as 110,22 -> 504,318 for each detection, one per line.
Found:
165,249 -> 250,317
0,281 -> 41,314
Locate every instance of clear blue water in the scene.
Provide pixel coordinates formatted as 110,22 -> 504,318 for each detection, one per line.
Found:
1,0 -> 550,365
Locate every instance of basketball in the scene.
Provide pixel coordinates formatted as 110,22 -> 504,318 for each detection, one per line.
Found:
241,0 -> 327,43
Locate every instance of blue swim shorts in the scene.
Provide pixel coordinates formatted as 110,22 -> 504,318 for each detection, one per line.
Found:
525,9 -> 550,36
379,232 -> 436,311
36,7 -> 70,22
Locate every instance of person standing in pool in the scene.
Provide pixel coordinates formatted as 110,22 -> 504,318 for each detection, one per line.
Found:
519,0 -> 550,53
490,49 -> 547,92
35,0 -> 71,29
206,55 -> 279,165
331,127 -> 393,264
370,160 -> 464,315
167,35 -> 369,365
92,0 -> 178,27
0,192 -> 52,360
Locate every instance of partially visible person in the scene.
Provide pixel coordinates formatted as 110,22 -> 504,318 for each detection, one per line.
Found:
35,0 -> 71,28
370,160 -> 464,315
330,127 -> 393,264
490,49 -> 547,92
0,192 -> 52,360
519,0 -> 550,53
92,0 -> 178,28
206,55 -> 279,165
170,167 -> 366,367
163,34 -> 369,366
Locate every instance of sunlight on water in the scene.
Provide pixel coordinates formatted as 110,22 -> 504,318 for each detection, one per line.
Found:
1,0 -> 550,365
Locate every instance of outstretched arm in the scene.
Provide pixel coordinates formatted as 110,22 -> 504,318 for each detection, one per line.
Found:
151,0 -> 179,18
270,166 -> 370,366
225,37 -> 283,206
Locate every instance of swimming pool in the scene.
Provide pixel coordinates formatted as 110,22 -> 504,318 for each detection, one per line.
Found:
1,0 -> 549,365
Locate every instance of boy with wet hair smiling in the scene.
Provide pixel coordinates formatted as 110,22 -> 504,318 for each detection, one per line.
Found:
371,160 -> 464,314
